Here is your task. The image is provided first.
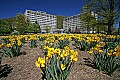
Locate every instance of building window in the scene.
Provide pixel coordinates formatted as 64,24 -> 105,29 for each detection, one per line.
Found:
27,11 -> 31,13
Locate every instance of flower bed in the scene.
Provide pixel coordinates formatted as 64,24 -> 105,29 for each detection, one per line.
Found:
0,34 -> 120,80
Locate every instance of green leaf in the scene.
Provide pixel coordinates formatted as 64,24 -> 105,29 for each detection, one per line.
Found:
47,66 -> 56,80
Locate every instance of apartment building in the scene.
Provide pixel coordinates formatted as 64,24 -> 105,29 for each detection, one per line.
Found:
24,9 -> 57,33
63,12 -> 98,33
63,14 -> 86,33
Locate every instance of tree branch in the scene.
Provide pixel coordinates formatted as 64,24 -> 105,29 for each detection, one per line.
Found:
114,0 -> 120,7
97,12 -> 108,19
98,0 -> 107,12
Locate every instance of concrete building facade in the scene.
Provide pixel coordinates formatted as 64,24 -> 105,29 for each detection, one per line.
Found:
24,9 -> 57,33
63,14 -> 87,33
63,12 -> 98,33
25,9 -> 98,33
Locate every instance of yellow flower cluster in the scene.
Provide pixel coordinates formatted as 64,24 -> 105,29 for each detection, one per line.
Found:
28,34 -> 37,41
106,35 -> 116,39
1,35 -> 24,48
113,46 -> 120,57
61,64 -> 66,70
44,46 -> 78,62
88,43 -> 103,55
70,50 -> 78,62
36,46 -> 78,70
107,46 -> 120,57
88,40 -> 120,57
0,43 -> 4,49
35,57 -> 45,68
86,36 -> 101,44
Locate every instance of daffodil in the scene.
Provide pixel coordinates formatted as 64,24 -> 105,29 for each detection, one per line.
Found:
73,51 -> 78,56
47,51 -> 53,57
41,63 -> 45,67
113,52 -> 120,57
64,46 -> 70,50
35,61 -> 40,68
115,46 -> 120,51
60,53 -> 64,59
18,40 -> 22,46
35,57 -> 45,68
46,57 -> 50,60
44,46 -> 49,50
107,52 -> 112,57
98,49 -> 103,53
95,44 -> 100,48
88,51 -> 93,55
48,48 -> 54,54
61,64 -> 66,70
0,43 -> 4,49
40,58 -> 45,64
70,55 -> 78,62
108,50 -> 114,53
70,50 -> 75,55
6,43 -> 12,47
86,40 -> 90,44
99,42 -> 105,46
54,48 -> 61,55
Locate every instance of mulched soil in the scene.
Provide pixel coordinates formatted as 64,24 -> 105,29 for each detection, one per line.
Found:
1,41 -> 120,80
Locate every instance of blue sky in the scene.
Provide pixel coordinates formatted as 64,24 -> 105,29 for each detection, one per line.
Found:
0,0 -> 86,19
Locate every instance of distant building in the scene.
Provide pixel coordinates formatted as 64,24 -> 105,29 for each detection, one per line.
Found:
54,29 -> 64,33
63,14 -> 86,33
24,9 -> 57,33
63,12 -> 98,33
25,9 -> 98,33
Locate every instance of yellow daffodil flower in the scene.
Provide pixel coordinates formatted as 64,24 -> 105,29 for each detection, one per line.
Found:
61,64 -> 66,70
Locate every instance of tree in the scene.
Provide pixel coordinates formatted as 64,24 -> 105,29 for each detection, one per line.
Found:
97,17 -> 108,34
0,19 -> 12,35
80,4 -> 98,33
33,21 -> 41,33
1,13 -> 30,34
68,27 -> 71,33
26,21 -> 41,33
44,26 -> 51,33
57,16 -> 66,29
86,0 -> 120,34
27,23 -> 35,33
13,13 -> 29,34
4,17 -> 16,31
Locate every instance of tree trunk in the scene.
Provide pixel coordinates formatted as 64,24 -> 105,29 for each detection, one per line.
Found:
118,28 -> 120,35
104,27 -> 106,34
107,0 -> 114,35
87,26 -> 89,34
107,20 -> 113,35
92,27 -> 94,34
118,22 -> 120,35
97,26 -> 99,34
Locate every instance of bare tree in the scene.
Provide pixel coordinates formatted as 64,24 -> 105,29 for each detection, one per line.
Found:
86,0 -> 120,34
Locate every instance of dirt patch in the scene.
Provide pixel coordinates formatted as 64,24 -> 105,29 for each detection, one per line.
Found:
1,43 -> 120,80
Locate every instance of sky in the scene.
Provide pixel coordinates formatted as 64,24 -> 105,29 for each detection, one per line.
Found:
0,0 -> 86,19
